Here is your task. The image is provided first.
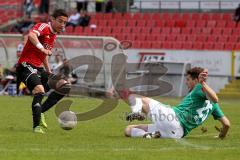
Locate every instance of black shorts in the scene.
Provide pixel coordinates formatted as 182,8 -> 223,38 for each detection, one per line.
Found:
16,62 -> 50,92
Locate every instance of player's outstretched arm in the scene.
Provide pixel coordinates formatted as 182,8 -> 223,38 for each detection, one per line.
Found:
201,81 -> 219,103
198,69 -> 219,103
217,116 -> 230,139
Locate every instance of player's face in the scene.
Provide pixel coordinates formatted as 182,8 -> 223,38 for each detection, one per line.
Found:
186,74 -> 198,91
52,16 -> 68,33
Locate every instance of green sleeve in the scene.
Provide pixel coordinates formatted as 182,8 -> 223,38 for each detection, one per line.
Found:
212,103 -> 225,120
194,83 -> 206,99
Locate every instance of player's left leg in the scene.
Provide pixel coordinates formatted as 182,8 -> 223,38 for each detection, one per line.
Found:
124,124 -> 161,138
41,91 -> 65,113
125,124 -> 148,137
39,71 -> 70,128
39,70 -> 66,113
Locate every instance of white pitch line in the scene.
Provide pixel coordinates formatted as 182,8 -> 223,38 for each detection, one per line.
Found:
175,139 -> 211,150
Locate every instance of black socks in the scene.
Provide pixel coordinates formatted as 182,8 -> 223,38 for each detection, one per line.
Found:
41,91 -> 64,113
32,92 -> 44,128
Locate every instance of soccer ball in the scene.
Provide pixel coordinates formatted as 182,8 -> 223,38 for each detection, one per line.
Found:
58,111 -> 77,130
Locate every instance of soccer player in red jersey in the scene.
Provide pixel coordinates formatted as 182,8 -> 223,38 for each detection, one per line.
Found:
16,9 -> 69,133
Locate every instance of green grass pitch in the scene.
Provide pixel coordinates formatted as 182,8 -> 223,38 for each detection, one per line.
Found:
0,96 -> 239,160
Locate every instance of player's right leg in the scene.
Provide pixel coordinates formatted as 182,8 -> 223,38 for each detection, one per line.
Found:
125,94 -> 154,121
31,84 -> 45,133
16,63 -> 45,133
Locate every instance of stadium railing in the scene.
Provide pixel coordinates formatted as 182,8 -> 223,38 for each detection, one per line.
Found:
131,0 -> 239,12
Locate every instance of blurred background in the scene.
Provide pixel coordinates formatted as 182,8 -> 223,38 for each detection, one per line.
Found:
0,0 -> 240,98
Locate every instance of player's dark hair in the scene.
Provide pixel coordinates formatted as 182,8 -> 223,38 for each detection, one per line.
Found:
52,9 -> 68,18
186,67 -> 204,80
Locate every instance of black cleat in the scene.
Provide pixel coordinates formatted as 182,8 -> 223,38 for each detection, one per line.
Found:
126,112 -> 145,122
143,131 -> 161,139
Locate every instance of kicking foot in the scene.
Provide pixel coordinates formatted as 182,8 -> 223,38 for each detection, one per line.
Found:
40,113 -> 48,129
